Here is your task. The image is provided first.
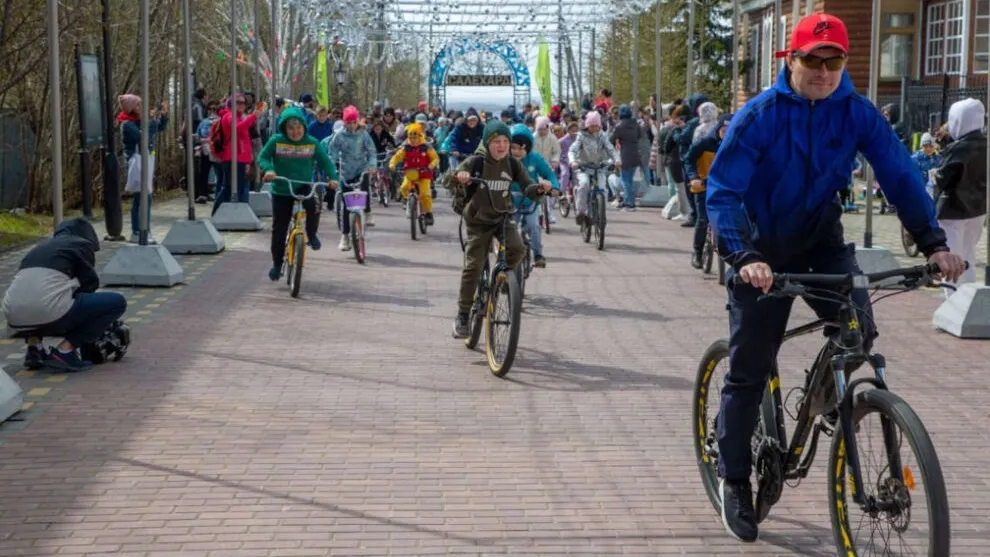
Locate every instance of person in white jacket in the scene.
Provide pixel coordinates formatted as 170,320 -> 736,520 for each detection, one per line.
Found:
533,117 -> 561,170
568,111 -> 619,226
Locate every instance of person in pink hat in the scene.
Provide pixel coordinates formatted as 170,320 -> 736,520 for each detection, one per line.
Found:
704,13 -> 965,544
567,110 -> 619,227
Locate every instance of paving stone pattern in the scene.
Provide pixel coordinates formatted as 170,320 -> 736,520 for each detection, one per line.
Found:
0,196 -> 988,556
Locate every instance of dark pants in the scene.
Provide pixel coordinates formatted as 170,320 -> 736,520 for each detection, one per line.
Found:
271,192 -> 320,268
194,156 -> 213,199
211,162 -> 249,215
692,191 -> 709,255
686,188 -> 698,222
29,292 -> 128,349
457,219 -> 525,314
130,193 -> 152,236
337,173 -> 371,236
716,239 -> 876,482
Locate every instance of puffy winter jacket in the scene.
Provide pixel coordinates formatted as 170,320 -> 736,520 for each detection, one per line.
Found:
933,98 -> 988,221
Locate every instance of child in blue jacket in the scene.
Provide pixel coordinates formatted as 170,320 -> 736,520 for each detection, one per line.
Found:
912,133 -> 942,197
509,124 -> 559,267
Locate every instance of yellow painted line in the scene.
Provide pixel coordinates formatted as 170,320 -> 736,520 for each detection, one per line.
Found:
0,339 -> 15,345
27,388 -> 51,397
136,310 -> 152,315
145,304 -> 161,309
45,375 -> 68,383
20,402 -> 34,411
15,370 -> 35,378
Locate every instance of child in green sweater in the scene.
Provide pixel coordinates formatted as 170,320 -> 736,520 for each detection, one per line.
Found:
258,106 -> 339,281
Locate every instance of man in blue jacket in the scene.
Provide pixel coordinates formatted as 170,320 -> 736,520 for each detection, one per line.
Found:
705,13 -> 965,543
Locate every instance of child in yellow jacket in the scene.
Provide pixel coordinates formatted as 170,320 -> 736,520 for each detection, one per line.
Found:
389,123 -> 440,225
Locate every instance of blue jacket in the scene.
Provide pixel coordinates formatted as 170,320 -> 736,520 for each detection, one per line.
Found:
706,68 -> 946,269
441,120 -> 483,156
911,150 -> 942,186
322,128 -> 377,182
509,125 -> 559,213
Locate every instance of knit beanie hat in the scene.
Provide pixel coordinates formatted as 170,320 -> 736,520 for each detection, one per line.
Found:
483,120 -> 511,147
118,94 -> 141,114
584,110 -> 602,128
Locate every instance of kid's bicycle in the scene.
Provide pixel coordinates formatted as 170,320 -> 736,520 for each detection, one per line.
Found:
463,178 -> 523,378
336,171 -> 374,264
269,177 -> 329,298
577,163 -> 611,251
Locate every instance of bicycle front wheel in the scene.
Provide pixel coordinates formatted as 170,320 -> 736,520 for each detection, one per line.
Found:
828,388 -> 950,557
289,233 -> 305,298
542,196 -> 551,234
409,195 -> 418,240
351,213 -> 366,264
594,192 -> 606,251
485,268 -> 522,377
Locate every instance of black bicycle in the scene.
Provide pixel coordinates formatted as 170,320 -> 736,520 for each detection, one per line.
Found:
693,263 -> 952,556
463,178 -> 522,378
702,224 -> 727,285
577,163 -> 611,250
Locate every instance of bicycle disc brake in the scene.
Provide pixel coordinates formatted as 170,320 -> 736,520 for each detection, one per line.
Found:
754,439 -> 784,524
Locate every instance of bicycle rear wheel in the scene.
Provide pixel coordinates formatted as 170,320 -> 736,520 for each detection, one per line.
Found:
351,213 -> 366,264
485,268 -> 522,377
289,234 -> 305,298
828,388 -> 950,557
284,232 -> 297,286
901,225 -> 920,258
703,232 -> 715,274
558,194 -> 571,218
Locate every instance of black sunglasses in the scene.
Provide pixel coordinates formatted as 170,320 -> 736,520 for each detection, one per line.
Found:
795,53 -> 847,71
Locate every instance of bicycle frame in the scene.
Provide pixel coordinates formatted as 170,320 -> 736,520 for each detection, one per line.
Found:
766,287 -> 898,511
270,177 -> 327,262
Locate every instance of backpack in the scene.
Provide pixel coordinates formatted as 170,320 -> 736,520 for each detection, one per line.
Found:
451,156 -> 486,215
209,117 -> 226,155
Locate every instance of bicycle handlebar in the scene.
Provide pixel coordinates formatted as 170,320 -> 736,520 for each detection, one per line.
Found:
339,169 -> 376,189
265,177 -> 331,200
771,262 -> 969,292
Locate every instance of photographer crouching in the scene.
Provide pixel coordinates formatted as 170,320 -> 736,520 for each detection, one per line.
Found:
2,218 -> 127,371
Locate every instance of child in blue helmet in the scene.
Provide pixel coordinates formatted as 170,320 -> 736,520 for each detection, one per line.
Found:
509,123 -> 559,267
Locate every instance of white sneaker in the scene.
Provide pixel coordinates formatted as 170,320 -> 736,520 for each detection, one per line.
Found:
338,235 -> 352,251
610,199 -> 621,208
549,215 -> 557,224
366,212 -> 375,227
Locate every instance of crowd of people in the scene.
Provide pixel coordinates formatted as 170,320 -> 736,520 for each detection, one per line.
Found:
0,12 -> 986,553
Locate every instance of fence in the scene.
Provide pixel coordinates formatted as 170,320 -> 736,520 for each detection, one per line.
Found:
900,73 -> 988,138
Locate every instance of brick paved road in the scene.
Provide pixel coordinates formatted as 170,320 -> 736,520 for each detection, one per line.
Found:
1,198 -> 989,556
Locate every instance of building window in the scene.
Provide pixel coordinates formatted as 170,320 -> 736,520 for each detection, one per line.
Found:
746,23 -> 759,92
925,1 -> 964,76
976,0 -> 989,74
881,34 -> 913,78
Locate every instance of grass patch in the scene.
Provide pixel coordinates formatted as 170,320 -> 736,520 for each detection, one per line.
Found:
0,212 -> 49,250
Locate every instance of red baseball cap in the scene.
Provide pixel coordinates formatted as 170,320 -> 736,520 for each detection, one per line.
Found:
775,13 -> 849,58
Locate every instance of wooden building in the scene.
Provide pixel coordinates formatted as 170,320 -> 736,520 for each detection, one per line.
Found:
734,0 -> 989,109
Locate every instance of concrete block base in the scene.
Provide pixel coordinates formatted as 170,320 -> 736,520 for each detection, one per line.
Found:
212,203 -> 262,231
638,186 -> 670,208
101,244 -> 184,287
161,219 -> 226,254
0,370 -> 24,424
933,283 -> 990,339
855,246 -> 901,288
249,191 -> 273,217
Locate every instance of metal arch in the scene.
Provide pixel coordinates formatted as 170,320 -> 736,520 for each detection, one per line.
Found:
429,37 -> 532,111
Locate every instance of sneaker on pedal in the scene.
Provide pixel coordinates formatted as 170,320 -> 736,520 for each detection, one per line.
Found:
366,212 -> 375,227
691,253 -> 703,269
534,255 -> 547,268
268,267 -> 281,281
425,212 -> 435,226
452,312 -> 470,338
549,215 -> 557,224
720,479 -> 759,543
308,235 -> 321,251
339,235 -> 352,251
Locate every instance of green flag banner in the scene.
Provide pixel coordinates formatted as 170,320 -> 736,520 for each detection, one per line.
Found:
536,40 -> 552,111
315,46 -> 329,108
